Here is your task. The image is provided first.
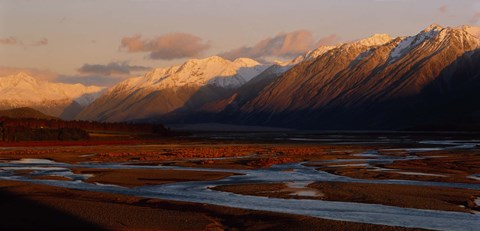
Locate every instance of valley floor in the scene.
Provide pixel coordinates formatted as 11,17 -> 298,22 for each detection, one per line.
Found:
0,134 -> 479,230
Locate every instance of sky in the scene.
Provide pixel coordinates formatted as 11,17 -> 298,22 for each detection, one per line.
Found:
1,0 -> 480,86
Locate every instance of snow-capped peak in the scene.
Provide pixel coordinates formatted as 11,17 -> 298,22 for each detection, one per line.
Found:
388,24 -> 480,63
11,72 -> 35,80
233,58 -> 269,81
304,45 -> 337,60
0,72 -> 105,106
418,24 -> 445,39
351,34 -> 393,47
3,72 -> 38,86
233,57 -> 261,67
422,23 -> 444,33
389,25 -> 446,61
111,56 -> 270,94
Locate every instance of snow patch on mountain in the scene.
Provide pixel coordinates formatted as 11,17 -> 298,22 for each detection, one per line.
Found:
390,24 -> 444,61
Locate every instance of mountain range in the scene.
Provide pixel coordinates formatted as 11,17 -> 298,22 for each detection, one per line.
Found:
75,57 -> 269,122
235,24 -> 480,130
0,72 -> 104,119
5,24 -> 480,130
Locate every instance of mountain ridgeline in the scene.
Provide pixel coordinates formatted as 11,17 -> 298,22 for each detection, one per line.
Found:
8,24 -> 480,131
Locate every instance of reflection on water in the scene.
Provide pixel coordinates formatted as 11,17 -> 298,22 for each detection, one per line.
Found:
467,174 -> 480,181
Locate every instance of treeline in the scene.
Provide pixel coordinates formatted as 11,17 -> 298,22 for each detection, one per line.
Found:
0,117 -> 172,142
2,127 -> 89,142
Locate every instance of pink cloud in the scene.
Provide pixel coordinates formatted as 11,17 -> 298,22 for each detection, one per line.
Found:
32,38 -> 48,46
0,37 -> 49,47
0,37 -> 19,45
470,11 -> 480,24
438,5 -> 448,14
120,33 -> 211,60
315,34 -> 340,47
220,31 -> 341,60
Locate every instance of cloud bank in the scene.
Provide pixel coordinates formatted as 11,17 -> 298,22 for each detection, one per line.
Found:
0,37 -> 19,45
78,62 -> 150,76
60,61 -> 151,86
220,30 -> 339,61
120,33 -> 211,60
55,75 -> 125,87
